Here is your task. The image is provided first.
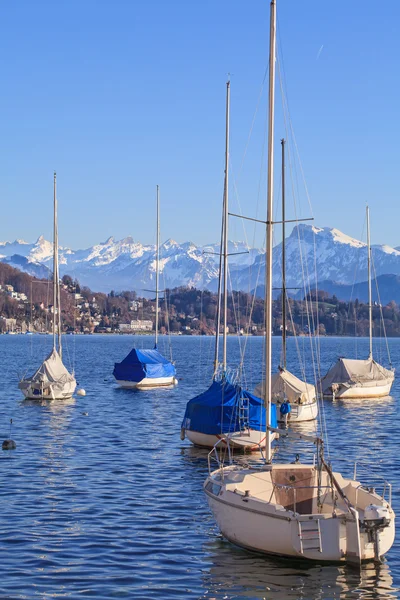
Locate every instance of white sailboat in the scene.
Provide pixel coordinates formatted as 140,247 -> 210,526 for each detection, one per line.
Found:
113,186 -> 177,389
320,207 -> 394,399
254,139 -> 318,423
19,173 -> 77,400
204,0 -> 395,564
181,81 -> 276,450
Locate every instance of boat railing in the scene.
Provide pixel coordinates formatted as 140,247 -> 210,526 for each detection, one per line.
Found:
208,438 -> 233,477
341,459 -> 392,505
207,437 -> 266,476
354,479 -> 392,506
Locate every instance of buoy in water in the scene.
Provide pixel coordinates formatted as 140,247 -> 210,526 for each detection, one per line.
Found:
2,440 -> 16,450
3,418 -> 16,449
77,389 -> 86,396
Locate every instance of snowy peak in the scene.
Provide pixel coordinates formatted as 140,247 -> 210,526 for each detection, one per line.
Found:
291,224 -> 365,248
1,224 -> 400,296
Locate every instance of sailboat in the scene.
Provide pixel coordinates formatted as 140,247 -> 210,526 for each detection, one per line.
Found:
19,173 -> 77,400
254,139 -> 318,423
181,80 -> 276,451
113,186 -> 177,389
204,0 -> 395,564
320,207 -> 394,399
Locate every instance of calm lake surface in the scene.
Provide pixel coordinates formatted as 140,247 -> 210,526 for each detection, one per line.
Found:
0,334 -> 399,599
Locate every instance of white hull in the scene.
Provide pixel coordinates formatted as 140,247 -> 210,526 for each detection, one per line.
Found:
205,464 -> 395,563
324,381 -> 393,399
185,428 -> 278,451
186,429 -> 263,451
276,400 -> 318,422
19,381 -> 76,400
116,376 -> 178,389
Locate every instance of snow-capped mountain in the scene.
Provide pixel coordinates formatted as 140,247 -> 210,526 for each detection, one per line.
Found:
2,224 -> 400,295
0,235 -> 262,293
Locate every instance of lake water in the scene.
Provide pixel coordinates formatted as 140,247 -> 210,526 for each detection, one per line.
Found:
0,333 -> 399,599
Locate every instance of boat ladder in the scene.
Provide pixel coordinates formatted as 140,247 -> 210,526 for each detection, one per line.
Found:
238,396 -> 250,432
297,519 -> 322,554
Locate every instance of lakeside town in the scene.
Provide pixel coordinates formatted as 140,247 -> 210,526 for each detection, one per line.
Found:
1,261 -> 400,337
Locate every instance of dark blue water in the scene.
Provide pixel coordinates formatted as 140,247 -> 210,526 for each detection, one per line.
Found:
0,334 -> 398,599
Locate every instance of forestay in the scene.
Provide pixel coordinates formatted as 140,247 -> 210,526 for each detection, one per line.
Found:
113,348 -> 176,383
181,379 -> 277,435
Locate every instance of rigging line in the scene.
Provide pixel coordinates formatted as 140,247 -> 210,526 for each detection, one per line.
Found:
230,96 -> 269,326
238,233 -> 266,376
213,182 -> 225,376
230,94 -> 270,347
198,286 -> 204,384
237,64 -> 269,180
229,163 -> 253,332
232,79 -> 270,247
277,55 -> 327,446
277,59 -> 314,370
227,67 -> 270,352
162,280 -> 173,364
343,217 -> 366,354
371,252 -> 392,367
227,267 -> 245,372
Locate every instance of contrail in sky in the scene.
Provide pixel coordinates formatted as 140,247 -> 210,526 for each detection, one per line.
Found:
317,45 -> 324,60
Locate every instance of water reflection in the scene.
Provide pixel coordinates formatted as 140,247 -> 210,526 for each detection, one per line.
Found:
200,541 -> 397,599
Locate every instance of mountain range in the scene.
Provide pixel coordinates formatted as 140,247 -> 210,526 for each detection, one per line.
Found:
2,224 -> 400,299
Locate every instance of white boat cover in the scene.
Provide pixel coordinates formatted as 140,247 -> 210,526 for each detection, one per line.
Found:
320,357 -> 394,395
19,348 -> 76,398
254,368 -> 316,404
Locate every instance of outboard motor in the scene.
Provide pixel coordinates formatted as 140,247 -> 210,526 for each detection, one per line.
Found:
361,504 -> 392,562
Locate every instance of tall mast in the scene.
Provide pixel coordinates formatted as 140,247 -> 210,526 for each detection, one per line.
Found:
155,185 -> 160,348
281,139 -> 286,369
264,0 -> 276,463
213,194 -> 224,375
53,172 -> 57,352
222,79 -> 230,371
367,205 -> 372,358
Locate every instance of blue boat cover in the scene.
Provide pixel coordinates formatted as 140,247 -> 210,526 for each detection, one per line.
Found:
181,379 -> 277,435
113,348 -> 176,383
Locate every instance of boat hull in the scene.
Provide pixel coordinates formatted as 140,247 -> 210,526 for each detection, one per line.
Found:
324,381 -> 393,399
185,429 -> 276,451
116,376 -> 178,389
276,400 -> 318,422
19,382 -> 76,400
205,466 -> 395,563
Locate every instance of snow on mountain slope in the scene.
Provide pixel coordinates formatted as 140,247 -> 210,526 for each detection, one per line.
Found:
1,224 -> 400,294
229,224 -> 400,293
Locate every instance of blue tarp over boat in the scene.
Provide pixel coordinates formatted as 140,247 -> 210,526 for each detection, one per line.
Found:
113,348 -> 176,383
181,379 -> 277,435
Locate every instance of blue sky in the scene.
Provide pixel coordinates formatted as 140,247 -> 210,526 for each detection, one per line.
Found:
0,0 -> 399,250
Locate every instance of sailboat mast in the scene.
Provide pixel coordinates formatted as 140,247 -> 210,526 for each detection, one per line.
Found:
214,81 -> 230,376
222,79 -> 230,371
367,205 -> 372,358
155,185 -> 160,349
281,139 -> 286,369
264,0 -> 276,463
213,211 -> 224,375
53,172 -> 57,352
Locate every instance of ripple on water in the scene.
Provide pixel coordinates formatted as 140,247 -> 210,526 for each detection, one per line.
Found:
0,335 -> 398,599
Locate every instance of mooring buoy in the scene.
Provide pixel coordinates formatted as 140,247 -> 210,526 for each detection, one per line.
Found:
2,418 -> 16,450
2,440 -> 16,450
